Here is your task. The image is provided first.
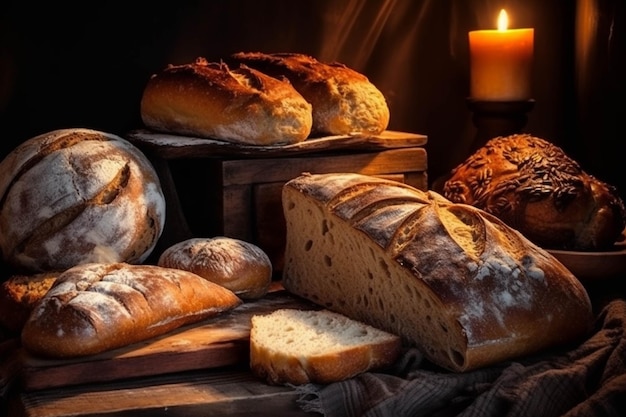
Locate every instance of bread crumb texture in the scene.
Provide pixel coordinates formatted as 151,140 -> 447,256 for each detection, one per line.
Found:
250,308 -> 400,385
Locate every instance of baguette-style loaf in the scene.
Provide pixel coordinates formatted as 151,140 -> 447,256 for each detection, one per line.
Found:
229,52 -> 390,136
281,173 -> 594,372
0,128 -> 166,272
158,237 -> 272,300
250,309 -> 401,385
140,58 -> 313,145
442,134 -> 626,251
21,263 -> 242,358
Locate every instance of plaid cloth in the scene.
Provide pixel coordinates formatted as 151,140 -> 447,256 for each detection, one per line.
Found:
296,299 -> 626,417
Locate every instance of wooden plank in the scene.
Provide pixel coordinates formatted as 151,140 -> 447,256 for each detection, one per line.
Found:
221,184 -> 253,240
12,369 -> 313,417
125,129 -> 427,159
221,147 -> 427,186
19,291 -> 315,391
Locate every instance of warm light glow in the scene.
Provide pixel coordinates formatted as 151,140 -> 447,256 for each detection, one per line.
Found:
497,9 -> 509,31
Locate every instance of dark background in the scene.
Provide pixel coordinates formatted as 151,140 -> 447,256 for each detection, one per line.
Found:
0,0 -> 624,199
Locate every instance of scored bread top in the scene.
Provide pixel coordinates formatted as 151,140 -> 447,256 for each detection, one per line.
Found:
21,262 -> 242,358
0,128 -> 166,272
140,58 -> 313,145
229,52 -> 390,136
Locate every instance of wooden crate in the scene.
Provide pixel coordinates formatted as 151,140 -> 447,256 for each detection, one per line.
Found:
126,130 -> 428,272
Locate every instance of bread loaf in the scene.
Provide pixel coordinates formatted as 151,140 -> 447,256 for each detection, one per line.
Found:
229,52 -> 390,136
250,308 -> 401,385
21,262 -> 242,358
140,58 -> 313,145
0,272 -> 58,333
0,128 -> 166,272
158,237 -> 272,300
281,173 -> 594,372
442,134 -> 626,251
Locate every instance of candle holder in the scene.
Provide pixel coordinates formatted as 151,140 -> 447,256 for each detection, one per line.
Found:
466,98 -> 535,152
432,98 -> 535,194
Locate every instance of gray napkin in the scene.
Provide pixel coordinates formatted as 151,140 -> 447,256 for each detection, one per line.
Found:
296,299 -> 626,417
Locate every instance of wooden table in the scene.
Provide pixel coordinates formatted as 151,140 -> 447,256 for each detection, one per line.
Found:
3,289 -> 320,417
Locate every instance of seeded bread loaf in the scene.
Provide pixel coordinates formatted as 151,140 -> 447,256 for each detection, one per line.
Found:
158,237 -> 272,300
140,57 -> 313,145
0,128 -> 166,272
281,173 -> 594,372
229,52 -> 390,136
21,263 -> 242,358
442,134 -> 626,251
250,308 -> 401,385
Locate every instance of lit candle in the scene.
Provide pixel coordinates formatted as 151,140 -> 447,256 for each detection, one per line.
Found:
469,9 -> 534,101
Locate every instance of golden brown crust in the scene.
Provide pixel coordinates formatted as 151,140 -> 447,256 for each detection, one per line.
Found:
281,173 -> 594,372
229,52 -> 390,136
158,237 -> 272,300
140,58 -> 312,145
20,263 -> 242,358
0,272 -> 58,333
442,134 -> 626,250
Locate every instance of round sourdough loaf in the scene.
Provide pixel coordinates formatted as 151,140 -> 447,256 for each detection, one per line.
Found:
229,52 -> 390,136
158,237 -> 272,300
442,134 -> 626,251
0,128 -> 166,272
140,58 -> 313,145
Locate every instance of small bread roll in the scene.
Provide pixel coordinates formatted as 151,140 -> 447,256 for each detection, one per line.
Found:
158,237 -> 272,300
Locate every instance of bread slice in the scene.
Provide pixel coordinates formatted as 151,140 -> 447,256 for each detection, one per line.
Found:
249,308 -> 401,385
281,173 -> 594,372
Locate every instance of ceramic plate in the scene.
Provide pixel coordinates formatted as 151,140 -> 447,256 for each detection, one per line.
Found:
547,236 -> 626,281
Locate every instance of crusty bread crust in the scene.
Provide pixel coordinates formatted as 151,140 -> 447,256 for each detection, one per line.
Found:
140,58 -> 312,145
230,52 -> 390,136
249,309 -> 401,385
0,272 -> 58,333
442,134 -> 626,251
0,128 -> 166,272
158,237 -> 272,300
21,263 -> 242,358
281,173 -> 594,372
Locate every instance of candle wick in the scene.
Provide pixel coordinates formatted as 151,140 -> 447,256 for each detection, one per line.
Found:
497,9 -> 508,31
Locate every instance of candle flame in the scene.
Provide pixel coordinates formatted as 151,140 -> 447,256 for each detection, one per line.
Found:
497,9 -> 508,31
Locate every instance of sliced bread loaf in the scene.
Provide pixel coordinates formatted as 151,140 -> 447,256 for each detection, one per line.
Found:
249,308 -> 401,385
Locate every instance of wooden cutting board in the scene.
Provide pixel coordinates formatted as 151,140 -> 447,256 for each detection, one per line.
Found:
19,289 -> 316,391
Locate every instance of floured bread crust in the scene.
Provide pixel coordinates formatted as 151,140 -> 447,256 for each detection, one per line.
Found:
21,262 -> 241,358
281,173 -> 594,372
0,128 -> 166,272
158,237 -> 272,300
